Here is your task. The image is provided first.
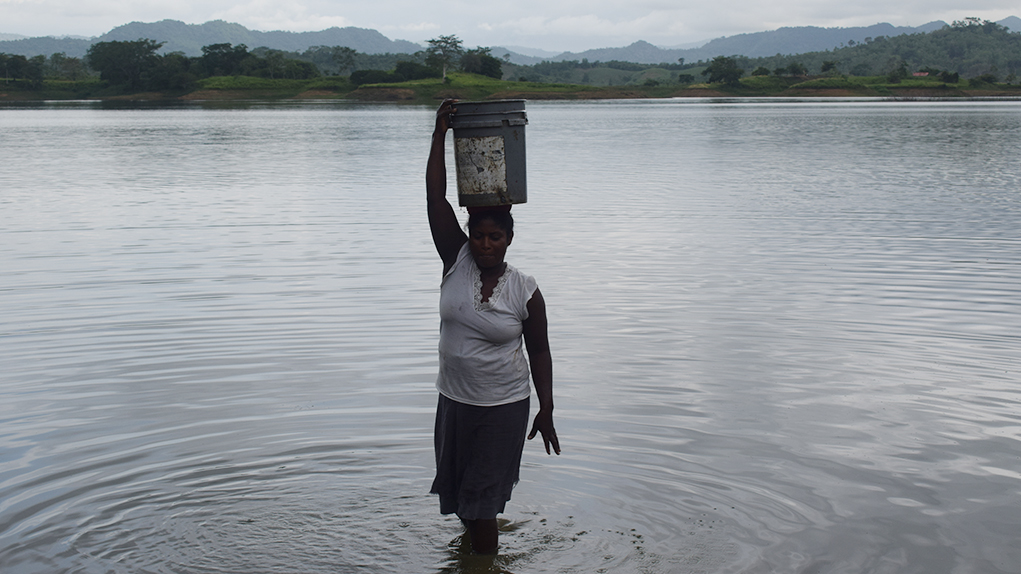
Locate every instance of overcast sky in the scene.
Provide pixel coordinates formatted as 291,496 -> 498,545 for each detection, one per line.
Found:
2,0 -> 1017,52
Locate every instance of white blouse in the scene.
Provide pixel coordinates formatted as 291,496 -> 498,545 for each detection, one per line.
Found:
436,243 -> 537,406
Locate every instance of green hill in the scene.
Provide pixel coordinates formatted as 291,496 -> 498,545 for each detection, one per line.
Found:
513,19 -> 1021,84
726,18 -> 1021,79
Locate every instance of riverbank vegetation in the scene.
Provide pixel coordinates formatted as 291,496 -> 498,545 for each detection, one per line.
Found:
3,18 -> 1020,102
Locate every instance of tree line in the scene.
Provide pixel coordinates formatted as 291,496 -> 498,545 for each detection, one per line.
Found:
345,35 -> 503,85
1,40 -> 323,91
1,34 -> 503,92
1,52 -> 89,87
84,40 -> 322,91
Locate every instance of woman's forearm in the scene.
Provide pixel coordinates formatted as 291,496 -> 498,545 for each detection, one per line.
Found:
426,127 -> 448,205
529,349 -> 554,412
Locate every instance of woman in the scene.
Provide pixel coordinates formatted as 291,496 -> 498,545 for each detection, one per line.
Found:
426,99 -> 560,554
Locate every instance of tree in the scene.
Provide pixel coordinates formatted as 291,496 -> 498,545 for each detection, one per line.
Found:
1,54 -> 29,82
146,52 -> 197,91
1,54 -> 11,82
200,43 -> 251,76
263,50 -> 286,79
786,62 -> 807,77
970,72 -> 998,85
426,35 -> 464,79
951,17 -> 1003,32
22,55 -> 45,88
461,47 -> 502,79
701,56 -> 744,86
850,63 -> 871,77
86,39 -> 164,89
751,66 -> 771,76
884,57 -> 908,83
331,46 -> 357,75
395,61 -> 441,80
821,60 -> 837,73
49,52 -> 87,80
280,59 -> 319,80
350,69 -> 399,85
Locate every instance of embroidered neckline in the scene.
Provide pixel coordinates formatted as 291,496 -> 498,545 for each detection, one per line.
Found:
472,263 -> 508,312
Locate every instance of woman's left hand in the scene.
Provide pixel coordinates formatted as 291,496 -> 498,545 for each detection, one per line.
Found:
528,408 -> 560,455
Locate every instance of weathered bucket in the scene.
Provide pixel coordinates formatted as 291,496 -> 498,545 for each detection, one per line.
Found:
449,99 -> 527,207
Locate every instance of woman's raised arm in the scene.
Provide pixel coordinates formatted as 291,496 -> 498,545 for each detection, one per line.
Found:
427,99 -> 467,273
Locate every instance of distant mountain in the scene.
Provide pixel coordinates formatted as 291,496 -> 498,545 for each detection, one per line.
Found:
1001,16 -> 1021,32
3,16 -> 1019,65
691,21 -> 946,58
494,47 -> 569,65
0,36 -> 92,58
554,40 -> 676,64
549,22 -> 953,64
659,39 -> 713,50
99,20 -> 421,56
502,46 -> 560,57
0,19 -> 421,58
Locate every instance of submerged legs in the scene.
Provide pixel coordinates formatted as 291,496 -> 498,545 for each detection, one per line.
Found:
461,517 -> 498,554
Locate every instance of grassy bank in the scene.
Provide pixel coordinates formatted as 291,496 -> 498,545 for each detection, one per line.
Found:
3,72 -> 1021,102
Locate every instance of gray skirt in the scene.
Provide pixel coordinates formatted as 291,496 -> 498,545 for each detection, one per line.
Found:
430,394 -> 530,520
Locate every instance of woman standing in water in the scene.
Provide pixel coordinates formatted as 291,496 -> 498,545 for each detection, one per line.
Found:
426,99 -> 560,554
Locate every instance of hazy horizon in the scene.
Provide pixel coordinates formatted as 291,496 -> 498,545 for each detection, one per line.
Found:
2,7 -> 1018,53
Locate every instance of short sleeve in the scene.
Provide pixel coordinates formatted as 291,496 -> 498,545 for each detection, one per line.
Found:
517,270 -> 538,321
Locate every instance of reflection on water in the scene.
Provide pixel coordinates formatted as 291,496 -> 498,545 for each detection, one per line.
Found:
2,99 -> 1020,573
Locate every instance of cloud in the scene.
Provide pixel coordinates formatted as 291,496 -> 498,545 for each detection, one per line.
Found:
479,11 -> 714,49
211,0 -> 351,31
378,21 -> 440,36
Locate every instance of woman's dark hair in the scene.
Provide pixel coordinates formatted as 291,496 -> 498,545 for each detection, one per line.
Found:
467,209 -> 514,236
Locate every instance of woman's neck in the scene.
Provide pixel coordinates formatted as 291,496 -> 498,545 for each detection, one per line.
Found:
478,262 -> 507,281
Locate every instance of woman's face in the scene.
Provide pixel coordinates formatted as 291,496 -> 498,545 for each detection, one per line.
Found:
468,218 -> 512,271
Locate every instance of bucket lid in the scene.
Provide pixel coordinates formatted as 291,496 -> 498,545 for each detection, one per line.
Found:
451,99 -> 526,116
450,99 -> 527,129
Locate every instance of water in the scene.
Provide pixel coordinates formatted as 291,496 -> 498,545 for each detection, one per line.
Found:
1,98 -> 1019,573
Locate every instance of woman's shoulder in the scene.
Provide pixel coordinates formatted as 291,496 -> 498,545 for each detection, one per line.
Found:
505,263 -> 538,295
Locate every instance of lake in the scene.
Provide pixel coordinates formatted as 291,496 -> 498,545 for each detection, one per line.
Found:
1,98 -> 1020,573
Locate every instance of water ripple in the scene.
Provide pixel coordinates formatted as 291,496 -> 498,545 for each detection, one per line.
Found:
3,100 -> 1021,573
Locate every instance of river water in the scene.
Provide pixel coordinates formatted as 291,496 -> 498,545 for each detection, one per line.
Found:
1,98 -> 1020,573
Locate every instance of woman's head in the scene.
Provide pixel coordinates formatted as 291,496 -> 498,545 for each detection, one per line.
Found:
467,209 -> 514,237
467,209 -> 514,270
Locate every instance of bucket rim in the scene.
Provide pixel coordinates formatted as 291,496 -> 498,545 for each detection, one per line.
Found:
453,98 -> 527,105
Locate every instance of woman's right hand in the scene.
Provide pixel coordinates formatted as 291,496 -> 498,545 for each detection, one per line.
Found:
435,98 -> 457,134
427,98 -> 467,269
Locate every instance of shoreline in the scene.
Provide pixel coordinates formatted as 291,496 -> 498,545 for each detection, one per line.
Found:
4,74 -> 1021,103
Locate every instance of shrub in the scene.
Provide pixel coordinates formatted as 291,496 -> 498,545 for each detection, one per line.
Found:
350,69 -> 400,85
970,72 -> 998,85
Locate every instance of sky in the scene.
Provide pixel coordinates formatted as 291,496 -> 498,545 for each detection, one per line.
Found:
1,0 -> 1018,53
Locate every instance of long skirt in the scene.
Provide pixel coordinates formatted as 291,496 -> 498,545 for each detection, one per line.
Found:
430,394 -> 530,520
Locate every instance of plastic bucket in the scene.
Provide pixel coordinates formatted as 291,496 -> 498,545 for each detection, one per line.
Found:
449,99 -> 527,207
